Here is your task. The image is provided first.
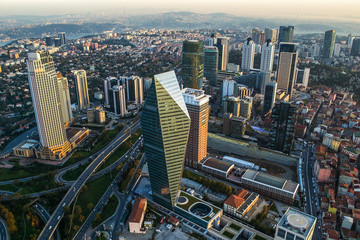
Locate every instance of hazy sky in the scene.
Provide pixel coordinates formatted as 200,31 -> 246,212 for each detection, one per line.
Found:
2,0 -> 360,21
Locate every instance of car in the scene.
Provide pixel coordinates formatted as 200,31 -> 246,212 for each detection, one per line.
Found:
62,203 -> 66,207
49,226 -> 52,230
57,216 -> 61,220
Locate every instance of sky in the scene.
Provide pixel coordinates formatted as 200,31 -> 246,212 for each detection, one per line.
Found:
2,0 -> 360,22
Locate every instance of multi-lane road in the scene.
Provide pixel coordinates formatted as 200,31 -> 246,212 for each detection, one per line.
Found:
37,122 -> 140,240
0,217 -> 8,240
32,203 -> 61,240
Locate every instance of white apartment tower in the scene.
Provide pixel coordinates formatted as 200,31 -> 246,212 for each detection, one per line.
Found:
27,52 -> 70,160
57,73 -> 73,126
73,70 -> 90,111
241,38 -> 255,71
260,39 -> 275,72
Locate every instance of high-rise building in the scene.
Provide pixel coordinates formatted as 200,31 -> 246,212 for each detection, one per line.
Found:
27,52 -> 70,160
260,39 -> 275,72
141,70 -> 190,209
276,43 -> 298,98
126,76 -> 144,104
58,32 -> 66,45
278,26 -> 294,46
54,37 -> 61,47
57,73 -> 72,126
103,77 -> 119,107
182,88 -> 210,169
241,38 -> 255,71
347,34 -> 354,48
206,33 -> 217,46
275,208 -> 316,240
111,85 -> 127,116
222,79 -> 235,98
322,30 -> 336,59
351,38 -> 360,56
239,97 -> 253,119
45,36 -> 53,46
204,46 -> 218,87
263,82 -> 277,116
182,40 -> 204,89
265,28 -> 278,44
310,43 -> 321,57
268,102 -> 297,154
216,37 -> 230,70
73,70 -> 90,111
295,68 -> 310,88
333,43 -> 341,57
251,28 -> 265,45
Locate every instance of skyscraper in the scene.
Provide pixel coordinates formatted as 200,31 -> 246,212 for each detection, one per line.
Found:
347,34 -> 354,48
241,38 -> 255,71
111,85 -> 127,116
260,39 -> 275,72
322,30 -> 336,59
27,52 -> 70,160
276,43 -> 298,98
73,70 -> 90,111
268,102 -> 297,154
278,26 -> 294,46
351,38 -> 360,56
252,28 -> 265,45
265,28 -> 278,44
263,82 -> 277,116
45,36 -> 53,46
204,46 -> 218,87
182,88 -> 210,169
216,37 -> 230,70
141,71 -> 190,209
57,73 -> 73,126
295,68 -> 310,88
58,32 -> 66,45
182,40 -> 204,89
126,76 -> 144,105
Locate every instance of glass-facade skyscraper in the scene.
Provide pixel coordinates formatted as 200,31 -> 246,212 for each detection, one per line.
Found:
278,26 -> 294,46
73,70 -> 90,111
204,46 -> 218,87
182,40 -> 204,89
216,37 -> 230,70
322,30 -> 336,59
141,70 -> 190,209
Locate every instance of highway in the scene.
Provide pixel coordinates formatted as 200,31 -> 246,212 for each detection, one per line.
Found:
31,203 -> 61,240
73,140 -> 142,240
37,121 -> 140,240
0,217 -> 8,240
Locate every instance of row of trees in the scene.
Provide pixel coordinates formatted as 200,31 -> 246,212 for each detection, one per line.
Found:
0,203 -> 17,233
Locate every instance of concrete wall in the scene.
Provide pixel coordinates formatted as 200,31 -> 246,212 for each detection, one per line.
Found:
208,133 -> 298,167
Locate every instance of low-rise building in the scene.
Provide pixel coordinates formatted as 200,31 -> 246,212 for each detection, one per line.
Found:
201,157 -> 234,179
223,188 -> 259,219
129,198 -> 147,234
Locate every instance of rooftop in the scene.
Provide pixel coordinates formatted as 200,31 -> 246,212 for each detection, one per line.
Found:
129,198 -> 147,223
202,157 -> 234,173
278,208 -> 316,237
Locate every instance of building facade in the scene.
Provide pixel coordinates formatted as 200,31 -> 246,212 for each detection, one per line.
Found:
276,43 -> 298,98
111,85 -> 127,116
141,71 -> 190,209
182,88 -> 210,169
260,39 -> 275,72
204,46 -> 218,87
182,40 -> 204,89
27,52 -> 70,160
57,73 -> 73,126
278,26 -> 294,46
263,82 -> 277,116
73,70 -> 90,111
322,30 -> 336,59
216,37 -> 230,71
241,38 -> 255,71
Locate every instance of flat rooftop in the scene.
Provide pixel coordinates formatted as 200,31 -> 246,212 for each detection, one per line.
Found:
66,127 -> 89,143
278,208 -> 316,237
242,169 -> 299,193
202,157 -> 234,172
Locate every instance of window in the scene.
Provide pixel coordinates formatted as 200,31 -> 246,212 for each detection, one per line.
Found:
277,228 -> 286,238
286,232 -> 295,240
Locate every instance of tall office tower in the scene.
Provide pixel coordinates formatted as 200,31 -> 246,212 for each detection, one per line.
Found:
351,38 -> 360,56
27,52 -> 70,160
310,43 -> 321,57
45,36 -> 53,46
103,78 -> 110,107
216,37 -> 230,70
333,43 -> 341,57
295,68 -> 310,88
111,85 -> 127,116
182,88 -> 210,169
54,37 -> 62,47
144,77 -> 153,92
260,39 -> 275,71
206,33 -> 217,46
141,71 -> 190,209
204,46 -> 218,87
73,70 -> 90,111
126,76 -> 144,104
222,79 -> 235,97
58,32 -> 66,45
239,97 -> 253,119
276,43 -> 298,98
265,28 -> 278,44
57,73 -> 73,126
278,26 -> 294,46
241,38 -> 255,71
268,101 -> 297,154
263,82 -> 277,116
347,34 -> 354,48
322,30 -> 336,59
182,40 -> 204,89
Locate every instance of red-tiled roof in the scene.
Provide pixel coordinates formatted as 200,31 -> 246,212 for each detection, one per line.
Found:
129,198 -> 147,223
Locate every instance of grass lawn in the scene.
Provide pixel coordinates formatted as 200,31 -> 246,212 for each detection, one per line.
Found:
62,164 -> 88,181
229,223 -> 241,231
0,162 -> 58,182
223,230 -> 235,239
92,195 -> 119,228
